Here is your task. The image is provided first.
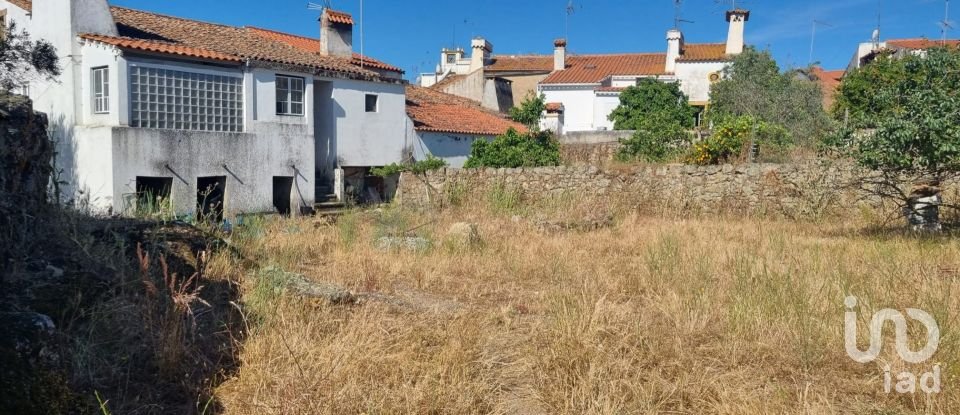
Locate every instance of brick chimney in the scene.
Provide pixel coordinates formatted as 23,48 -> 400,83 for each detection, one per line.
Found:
470,38 -> 493,72
320,9 -> 354,58
665,29 -> 683,73
554,38 -> 567,71
725,9 -> 750,55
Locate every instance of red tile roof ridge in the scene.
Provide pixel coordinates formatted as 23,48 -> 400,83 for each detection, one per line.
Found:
79,33 -> 245,63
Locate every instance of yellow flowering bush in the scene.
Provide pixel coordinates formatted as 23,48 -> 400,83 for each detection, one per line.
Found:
687,116 -> 788,165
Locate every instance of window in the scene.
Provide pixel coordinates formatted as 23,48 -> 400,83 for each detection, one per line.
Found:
276,75 -> 305,116
93,67 -> 110,114
446,54 -> 456,64
129,66 -> 244,132
365,94 -> 378,113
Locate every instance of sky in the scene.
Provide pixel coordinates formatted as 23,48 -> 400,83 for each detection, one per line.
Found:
109,0 -> 957,79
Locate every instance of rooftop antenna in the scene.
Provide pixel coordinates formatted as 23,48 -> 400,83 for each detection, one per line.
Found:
565,0 -> 577,40
714,0 -> 746,11
809,19 -> 834,65
939,0 -> 955,44
673,1 -> 694,29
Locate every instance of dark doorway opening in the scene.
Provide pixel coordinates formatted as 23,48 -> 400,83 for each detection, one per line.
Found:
197,176 -> 226,223
273,176 -> 294,216
136,176 -> 173,215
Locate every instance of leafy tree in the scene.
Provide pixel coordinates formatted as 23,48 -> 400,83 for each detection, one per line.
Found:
831,50 -> 908,127
709,48 -> 830,147
509,93 -> 546,130
825,47 -> 960,226
610,79 -> 695,162
687,116 -> 788,165
464,128 -> 560,168
0,22 -> 60,91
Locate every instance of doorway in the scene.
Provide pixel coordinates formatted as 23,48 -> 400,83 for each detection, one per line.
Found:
197,176 -> 226,222
273,176 -> 294,216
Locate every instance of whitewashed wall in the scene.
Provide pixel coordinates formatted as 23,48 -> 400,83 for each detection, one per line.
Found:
540,85 -> 597,132
328,78 -> 406,167
413,131 -> 493,168
675,61 -> 727,103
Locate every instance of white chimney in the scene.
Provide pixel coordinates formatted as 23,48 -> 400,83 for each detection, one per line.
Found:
665,29 -> 683,73
554,38 -> 567,71
470,38 -> 492,72
725,9 -> 750,55
320,9 -> 353,58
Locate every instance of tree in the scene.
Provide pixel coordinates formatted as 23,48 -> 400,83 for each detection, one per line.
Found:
825,47 -> 960,229
509,93 -> 546,130
610,79 -> 695,162
709,48 -> 830,148
0,22 -> 60,91
464,128 -> 561,168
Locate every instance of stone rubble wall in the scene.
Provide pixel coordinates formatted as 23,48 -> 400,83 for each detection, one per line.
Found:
560,142 -> 622,166
0,93 -> 53,207
397,162 -> 928,218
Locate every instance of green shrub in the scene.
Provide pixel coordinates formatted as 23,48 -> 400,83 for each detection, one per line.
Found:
371,155 -> 447,177
610,79 -> 696,162
464,129 -> 561,168
687,116 -> 789,165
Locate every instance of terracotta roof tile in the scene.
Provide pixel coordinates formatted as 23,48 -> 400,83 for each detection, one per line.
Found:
677,43 -> 729,62
325,9 -> 354,26
80,33 -> 244,63
541,53 -> 667,84
545,102 -> 563,112
431,74 -> 464,89
886,38 -> 960,50
109,6 -> 392,80
810,67 -> 844,109
486,55 -> 554,72
405,85 -> 527,136
246,27 -> 403,73
8,0 -> 30,12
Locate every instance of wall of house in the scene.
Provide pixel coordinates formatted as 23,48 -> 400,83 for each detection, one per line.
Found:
540,86 -> 597,132
107,125 -> 314,216
592,93 -> 620,131
251,68 -> 315,132
435,69 -> 485,103
328,78 -> 406,167
412,131 -> 493,168
675,61 -> 726,103
499,73 -> 550,106
1,1 -> 30,33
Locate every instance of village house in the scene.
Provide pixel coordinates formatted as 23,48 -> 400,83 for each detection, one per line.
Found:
1,0 -> 406,217
539,9 -> 750,133
848,36 -> 960,71
404,85 -> 526,168
418,39 -> 553,113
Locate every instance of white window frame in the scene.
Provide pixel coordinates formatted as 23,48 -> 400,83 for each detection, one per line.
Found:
365,94 -> 379,113
93,67 -> 110,114
276,75 -> 305,116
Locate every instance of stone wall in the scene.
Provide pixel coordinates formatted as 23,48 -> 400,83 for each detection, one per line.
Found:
560,142 -> 622,166
397,162 -> 901,218
0,93 -> 53,207
560,130 -> 632,144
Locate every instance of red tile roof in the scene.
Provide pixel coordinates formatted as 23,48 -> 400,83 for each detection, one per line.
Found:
887,38 -> 960,50
109,6 -> 395,81
406,85 -> 527,136
8,0 -> 30,11
810,67 -> 844,109
80,33 -> 244,63
677,43 -> 729,62
486,55 -> 554,72
541,53 -> 667,84
325,9 -> 354,26
246,27 -> 403,73
545,102 -> 563,112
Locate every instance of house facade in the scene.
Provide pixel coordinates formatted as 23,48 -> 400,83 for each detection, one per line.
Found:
2,0 -> 405,217
405,85 -> 526,168
418,38 -> 553,112
847,37 -> 960,71
539,10 -> 750,133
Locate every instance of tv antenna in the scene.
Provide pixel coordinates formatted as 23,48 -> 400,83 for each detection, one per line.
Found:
565,0 -> 579,40
307,1 -> 331,12
714,0 -> 747,11
939,0 -> 955,43
673,1 -> 694,29
809,19 -> 834,65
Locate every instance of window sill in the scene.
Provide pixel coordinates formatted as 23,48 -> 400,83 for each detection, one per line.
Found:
276,113 -> 305,117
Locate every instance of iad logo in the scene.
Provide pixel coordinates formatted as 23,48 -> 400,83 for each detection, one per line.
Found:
844,296 -> 941,394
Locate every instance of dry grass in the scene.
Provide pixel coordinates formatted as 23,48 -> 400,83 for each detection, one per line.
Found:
214,194 -> 960,414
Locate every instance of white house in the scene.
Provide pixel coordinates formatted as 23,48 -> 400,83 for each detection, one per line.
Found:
847,36 -> 960,71
539,9 -> 750,133
404,85 -> 526,168
1,0 -> 406,217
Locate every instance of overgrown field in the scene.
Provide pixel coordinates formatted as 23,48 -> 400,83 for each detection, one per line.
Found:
209,191 -> 960,414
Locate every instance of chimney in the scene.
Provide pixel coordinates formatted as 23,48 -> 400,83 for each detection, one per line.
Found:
665,29 -> 683,73
470,37 -> 492,72
554,38 -> 567,71
320,9 -> 354,58
725,9 -> 750,55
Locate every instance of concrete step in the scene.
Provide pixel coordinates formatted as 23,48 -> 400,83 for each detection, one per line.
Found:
315,200 -> 345,209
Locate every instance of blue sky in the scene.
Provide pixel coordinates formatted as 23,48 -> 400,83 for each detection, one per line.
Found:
109,0 -> 956,78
